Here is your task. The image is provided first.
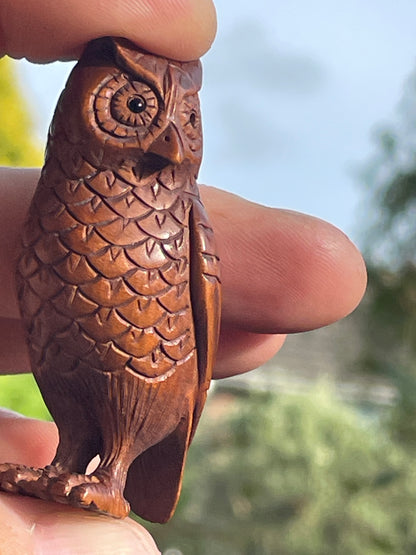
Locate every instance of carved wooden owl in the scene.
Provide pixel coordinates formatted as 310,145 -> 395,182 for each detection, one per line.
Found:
0,37 -> 221,523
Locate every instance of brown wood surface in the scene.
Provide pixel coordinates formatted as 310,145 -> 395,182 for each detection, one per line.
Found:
0,37 -> 221,522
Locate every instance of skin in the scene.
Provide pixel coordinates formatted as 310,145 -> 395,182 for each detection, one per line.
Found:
0,0 -> 367,551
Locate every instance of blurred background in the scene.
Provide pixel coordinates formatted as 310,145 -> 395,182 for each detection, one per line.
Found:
1,0 -> 416,553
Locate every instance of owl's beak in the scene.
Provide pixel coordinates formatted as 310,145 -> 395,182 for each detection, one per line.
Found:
148,123 -> 185,165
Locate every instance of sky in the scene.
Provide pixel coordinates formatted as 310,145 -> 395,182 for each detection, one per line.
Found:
16,0 -> 416,244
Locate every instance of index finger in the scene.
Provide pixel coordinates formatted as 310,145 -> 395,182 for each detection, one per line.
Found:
201,186 -> 367,334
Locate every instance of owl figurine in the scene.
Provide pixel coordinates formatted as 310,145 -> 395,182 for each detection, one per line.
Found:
0,37 -> 221,523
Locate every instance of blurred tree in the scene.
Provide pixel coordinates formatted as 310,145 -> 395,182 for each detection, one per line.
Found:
0,374 -> 50,420
0,56 -> 46,418
357,66 -> 416,447
145,387 -> 416,555
0,56 -> 43,166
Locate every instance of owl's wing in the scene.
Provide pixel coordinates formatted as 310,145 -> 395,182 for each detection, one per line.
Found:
188,196 -> 222,436
123,197 -> 221,523
124,408 -> 194,523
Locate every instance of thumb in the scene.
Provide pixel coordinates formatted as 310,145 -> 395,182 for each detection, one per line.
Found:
0,495 -> 160,554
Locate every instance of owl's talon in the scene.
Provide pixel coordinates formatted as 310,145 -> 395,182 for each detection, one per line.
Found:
0,464 -> 45,497
48,475 -> 73,499
69,482 -> 130,518
47,471 -> 99,501
1,480 -> 19,493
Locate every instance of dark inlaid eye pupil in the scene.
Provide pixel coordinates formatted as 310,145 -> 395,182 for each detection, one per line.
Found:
127,95 -> 147,113
190,111 -> 197,127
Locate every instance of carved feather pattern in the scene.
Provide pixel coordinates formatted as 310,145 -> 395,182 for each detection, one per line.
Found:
18,158 -> 198,380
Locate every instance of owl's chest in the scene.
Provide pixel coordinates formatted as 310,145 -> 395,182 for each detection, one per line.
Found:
34,169 -> 193,268
21,171 -> 196,376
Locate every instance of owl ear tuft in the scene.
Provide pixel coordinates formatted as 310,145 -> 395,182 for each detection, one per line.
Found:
80,36 -> 117,65
177,60 -> 202,91
110,37 -> 168,95
82,37 -> 202,95
110,37 -> 202,94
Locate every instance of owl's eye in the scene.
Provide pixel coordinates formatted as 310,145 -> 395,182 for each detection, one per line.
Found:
94,74 -> 162,141
189,111 -> 197,128
180,96 -> 201,147
110,80 -> 158,127
127,95 -> 147,114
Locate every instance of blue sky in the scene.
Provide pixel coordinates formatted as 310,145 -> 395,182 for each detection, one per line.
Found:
17,0 -> 416,244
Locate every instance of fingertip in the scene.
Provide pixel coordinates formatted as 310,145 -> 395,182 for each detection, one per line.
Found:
248,211 -> 367,332
304,219 -> 368,327
280,212 -> 367,331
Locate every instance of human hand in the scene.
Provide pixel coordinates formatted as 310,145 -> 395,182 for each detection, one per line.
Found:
0,0 -> 366,552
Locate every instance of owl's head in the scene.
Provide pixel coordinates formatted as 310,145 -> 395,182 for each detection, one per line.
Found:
54,37 -> 203,178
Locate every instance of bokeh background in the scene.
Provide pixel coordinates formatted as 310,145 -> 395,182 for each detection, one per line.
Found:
1,1 -> 416,553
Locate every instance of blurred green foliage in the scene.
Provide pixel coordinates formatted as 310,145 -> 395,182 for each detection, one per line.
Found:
145,386 -> 416,555
357,66 -> 416,450
0,56 -> 45,419
0,374 -> 50,420
0,56 -> 43,166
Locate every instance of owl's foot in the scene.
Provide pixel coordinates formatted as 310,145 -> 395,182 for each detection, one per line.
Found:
69,474 -> 130,519
0,463 -> 129,518
0,463 -> 47,496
